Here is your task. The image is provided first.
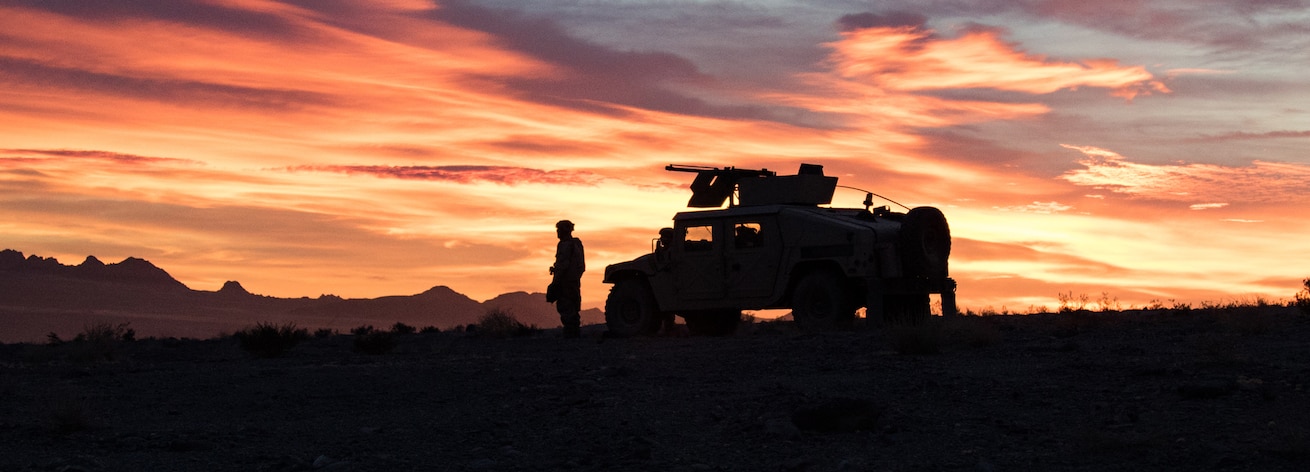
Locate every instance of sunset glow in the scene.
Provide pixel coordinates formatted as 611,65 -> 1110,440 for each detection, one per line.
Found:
3,0 -> 1308,313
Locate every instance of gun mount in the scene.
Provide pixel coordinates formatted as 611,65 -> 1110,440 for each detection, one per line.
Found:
667,164 -> 838,208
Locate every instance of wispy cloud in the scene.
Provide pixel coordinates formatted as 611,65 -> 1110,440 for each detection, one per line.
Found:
1059,144 -> 1310,204
820,24 -> 1168,99
993,201 -> 1074,214
1193,130 -> 1310,142
0,148 -> 201,165
283,165 -> 603,185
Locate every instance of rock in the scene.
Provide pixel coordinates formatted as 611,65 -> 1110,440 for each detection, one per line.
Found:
312,455 -> 336,468
467,458 -> 497,469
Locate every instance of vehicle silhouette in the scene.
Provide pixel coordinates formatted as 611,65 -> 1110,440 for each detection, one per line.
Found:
603,163 -> 956,336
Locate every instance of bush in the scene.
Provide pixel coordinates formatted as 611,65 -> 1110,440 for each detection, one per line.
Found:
313,328 -> 335,338
353,331 -> 395,355
235,322 -> 308,358
1296,278 -> 1310,316
475,308 -> 539,338
391,322 -> 416,335
60,322 -> 135,363
76,322 -> 135,343
350,325 -> 376,336
419,325 -> 440,334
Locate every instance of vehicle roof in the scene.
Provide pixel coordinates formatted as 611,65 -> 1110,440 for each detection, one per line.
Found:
672,204 -> 871,222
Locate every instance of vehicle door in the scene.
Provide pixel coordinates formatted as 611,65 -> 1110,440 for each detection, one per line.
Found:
726,217 -> 781,299
672,222 -> 725,300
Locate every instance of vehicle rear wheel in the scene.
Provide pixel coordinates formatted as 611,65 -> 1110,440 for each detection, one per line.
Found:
684,310 -> 741,336
791,272 -> 854,330
604,280 -> 662,337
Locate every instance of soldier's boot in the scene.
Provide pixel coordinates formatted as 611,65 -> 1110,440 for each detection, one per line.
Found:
561,311 -> 581,338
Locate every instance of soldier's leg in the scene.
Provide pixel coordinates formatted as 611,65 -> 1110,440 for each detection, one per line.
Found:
557,282 -> 582,337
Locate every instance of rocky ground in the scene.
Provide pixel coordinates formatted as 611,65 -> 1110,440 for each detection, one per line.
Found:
2,308 -> 1309,472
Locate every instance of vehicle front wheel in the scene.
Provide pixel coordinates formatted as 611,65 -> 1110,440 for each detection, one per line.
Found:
604,279 -> 663,337
791,272 -> 854,330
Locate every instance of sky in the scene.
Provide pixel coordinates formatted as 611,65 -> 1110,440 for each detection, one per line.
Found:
2,0 -> 1308,313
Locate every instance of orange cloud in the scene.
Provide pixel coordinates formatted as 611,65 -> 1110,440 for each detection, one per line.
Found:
823,26 -> 1169,99
1059,144 -> 1310,205
2,0 -> 1303,319
283,165 -> 604,185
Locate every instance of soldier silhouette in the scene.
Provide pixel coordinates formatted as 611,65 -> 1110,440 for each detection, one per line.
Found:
549,220 -> 585,338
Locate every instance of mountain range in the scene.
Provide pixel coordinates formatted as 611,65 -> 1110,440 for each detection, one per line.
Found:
0,249 -> 602,343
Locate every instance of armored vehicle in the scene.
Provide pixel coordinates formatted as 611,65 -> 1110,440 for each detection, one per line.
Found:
602,163 -> 956,336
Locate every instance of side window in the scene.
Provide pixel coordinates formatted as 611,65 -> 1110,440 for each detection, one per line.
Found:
733,222 -> 762,249
684,225 -> 714,252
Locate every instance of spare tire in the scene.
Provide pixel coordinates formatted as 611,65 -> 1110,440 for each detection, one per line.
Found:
898,206 -> 951,278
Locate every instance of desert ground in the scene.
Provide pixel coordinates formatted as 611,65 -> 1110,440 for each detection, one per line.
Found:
2,307 -> 1309,472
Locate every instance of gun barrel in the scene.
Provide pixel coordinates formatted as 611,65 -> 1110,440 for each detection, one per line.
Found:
665,164 -> 775,177
665,164 -> 717,173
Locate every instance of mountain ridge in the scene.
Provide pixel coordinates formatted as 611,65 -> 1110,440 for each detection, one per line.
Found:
0,249 -> 603,343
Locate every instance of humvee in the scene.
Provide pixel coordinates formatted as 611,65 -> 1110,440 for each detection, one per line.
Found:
602,163 -> 956,336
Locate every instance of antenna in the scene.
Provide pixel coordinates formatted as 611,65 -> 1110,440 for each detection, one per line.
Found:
836,185 -> 910,211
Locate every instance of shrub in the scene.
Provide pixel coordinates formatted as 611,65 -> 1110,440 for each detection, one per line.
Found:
234,322 -> 308,358
419,325 -> 441,334
1057,292 -> 1090,313
313,328 -> 335,338
75,322 -> 135,343
391,322 -> 416,335
1296,278 -> 1310,316
353,331 -> 395,355
350,325 -> 376,336
63,322 -> 135,362
475,308 -> 538,338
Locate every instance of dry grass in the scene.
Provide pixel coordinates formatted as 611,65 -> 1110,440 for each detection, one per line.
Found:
474,308 -> 539,338
45,322 -> 136,363
1295,278 -> 1310,316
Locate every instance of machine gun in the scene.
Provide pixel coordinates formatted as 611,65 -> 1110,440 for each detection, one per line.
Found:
666,165 -> 776,208
667,164 -> 836,208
